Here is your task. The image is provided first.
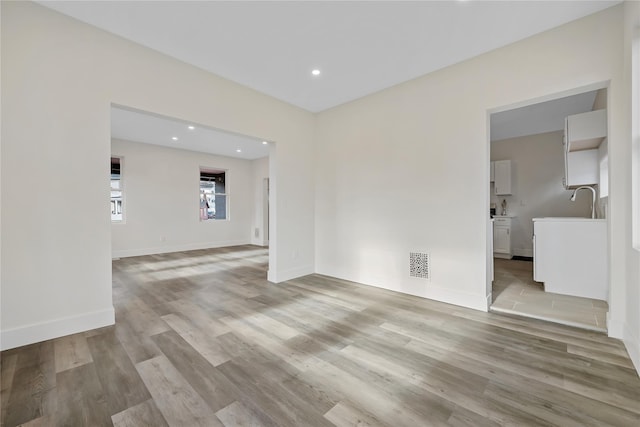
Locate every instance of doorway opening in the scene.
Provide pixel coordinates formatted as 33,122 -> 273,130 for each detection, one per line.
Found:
487,84 -> 609,332
109,104 -> 273,278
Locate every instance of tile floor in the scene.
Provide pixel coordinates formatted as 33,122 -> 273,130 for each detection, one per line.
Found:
491,258 -> 608,332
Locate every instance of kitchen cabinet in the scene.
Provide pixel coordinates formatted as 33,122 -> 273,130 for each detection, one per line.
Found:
493,216 -> 512,259
533,217 -> 607,300
563,109 -> 606,188
564,149 -> 598,188
494,160 -> 511,195
565,109 -> 607,151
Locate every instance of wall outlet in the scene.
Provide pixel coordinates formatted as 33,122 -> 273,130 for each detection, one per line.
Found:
254,228 -> 260,238
160,236 -> 166,242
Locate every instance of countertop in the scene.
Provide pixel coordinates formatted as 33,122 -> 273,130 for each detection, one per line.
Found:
532,217 -> 605,222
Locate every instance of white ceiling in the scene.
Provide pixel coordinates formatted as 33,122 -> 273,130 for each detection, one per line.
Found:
43,1 -> 616,156
40,0 -> 619,113
490,90 -> 598,142
111,106 -> 269,160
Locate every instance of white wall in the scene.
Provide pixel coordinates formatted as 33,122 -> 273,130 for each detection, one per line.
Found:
111,139 -> 256,257
251,156 -> 269,246
1,2 -> 315,350
315,6 -> 624,313
490,131 -> 591,257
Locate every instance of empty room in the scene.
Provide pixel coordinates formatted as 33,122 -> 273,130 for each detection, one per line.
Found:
2,1 -> 640,426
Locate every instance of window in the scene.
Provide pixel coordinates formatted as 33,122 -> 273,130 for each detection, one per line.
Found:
111,157 -> 123,221
200,169 -> 227,220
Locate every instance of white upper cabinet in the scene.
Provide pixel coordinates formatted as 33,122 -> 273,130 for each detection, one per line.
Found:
494,160 -> 511,195
563,109 -> 607,188
565,149 -> 599,188
565,109 -> 607,152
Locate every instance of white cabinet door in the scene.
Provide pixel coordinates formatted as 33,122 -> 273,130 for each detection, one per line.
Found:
563,110 -> 606,188
493,217 -> 512,259
532,219 -> 607,300
494,226 -> 510,254
566,109 -> 607,151
494,160 -> 511,195
566,150 -> 599,187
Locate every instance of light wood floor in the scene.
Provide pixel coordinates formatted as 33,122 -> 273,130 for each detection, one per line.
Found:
2,245 -> 640,426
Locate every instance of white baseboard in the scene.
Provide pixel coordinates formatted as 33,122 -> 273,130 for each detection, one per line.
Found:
268,264 -> 314,283
315,268 -> 488,312
112,239 -> 250,259
623,322 -> 640,376
513,248 -> 534,257
493,253 -> 512,259
423,285 -> 489,312
250,237 -> 269,247
1,307 -> 115,351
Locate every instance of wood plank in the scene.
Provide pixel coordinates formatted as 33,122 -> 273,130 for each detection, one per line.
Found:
161,313 -> 231,367
216,400 -> 279,427
136,355 -> 222,427
300,357 -> 450,427
111,399 -> 169,427
121,296 -> 170,337
567,344 -> 636,369
151,329 -> 237,412
18,414 -> 55,426
86,329 -> 152,415
114,317 -> 163,364
216,360 -> 333,427
1,353 -> 18,425
53,333 -> 93,373
167,298 -> 230,337
3,342 -> 56,427
220,315 -> 321,372
323,400 -> 387,427
56,363 -> 111,426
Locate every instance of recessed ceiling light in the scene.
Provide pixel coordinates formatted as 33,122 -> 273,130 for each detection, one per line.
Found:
171,136 -> 178,141
311,69 -> 321,76
236,149 -> 242,153
188,125 -> 195,130
262,141 -> 268,145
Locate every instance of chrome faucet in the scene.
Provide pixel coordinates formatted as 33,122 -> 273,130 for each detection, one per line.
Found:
570,185 -> 596,219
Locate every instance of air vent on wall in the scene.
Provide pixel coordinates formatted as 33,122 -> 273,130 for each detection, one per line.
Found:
409,252 -> 430,280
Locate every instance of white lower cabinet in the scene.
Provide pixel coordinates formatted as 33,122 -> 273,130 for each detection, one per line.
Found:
493,217 -> 512,259
533,218 -> 607,300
